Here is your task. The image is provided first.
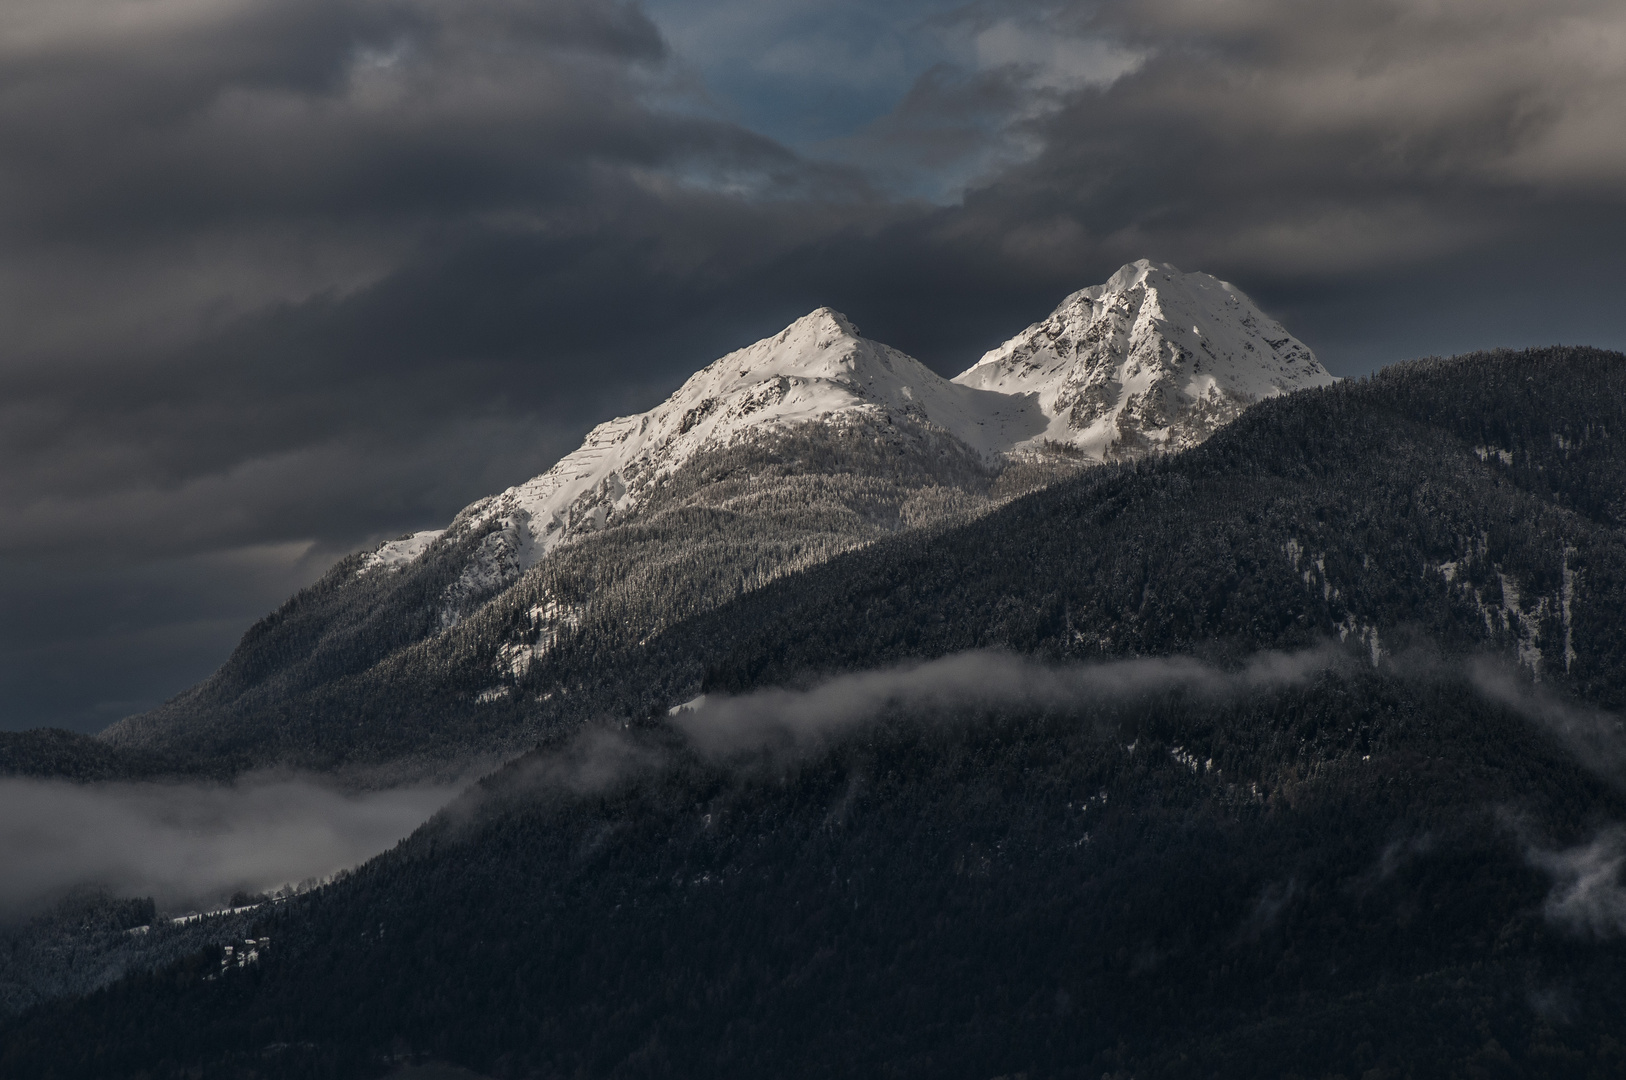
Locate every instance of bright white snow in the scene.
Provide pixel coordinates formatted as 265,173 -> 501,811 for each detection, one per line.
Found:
361,529 -> 445,573
418,308 -> 1048,602
954,259 -> 1335,459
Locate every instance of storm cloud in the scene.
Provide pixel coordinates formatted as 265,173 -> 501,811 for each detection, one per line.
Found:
5,0 -> 1626,729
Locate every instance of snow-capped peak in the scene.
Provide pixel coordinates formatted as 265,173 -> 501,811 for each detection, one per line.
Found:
954,259 -> 1335,459
373,309 -> 1043,604
360,264 -> 1334,607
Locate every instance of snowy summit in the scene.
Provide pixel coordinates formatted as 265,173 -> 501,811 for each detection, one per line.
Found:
955,260 -> 1334,458
364,307 -> 1043,584
362,261 -> 1331,584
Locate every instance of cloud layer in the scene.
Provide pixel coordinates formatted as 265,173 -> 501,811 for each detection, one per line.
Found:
483,648 -> 1348,812
3,648 -> 1330,914
14,645 -> 1615,932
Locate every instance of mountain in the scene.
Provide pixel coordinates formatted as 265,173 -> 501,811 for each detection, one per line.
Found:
658,346 -> 1626,703
359,260 -> 1323,635
954,259 -> 1334,458
96,262 -> 1322,776
10,346 -> 1626,1079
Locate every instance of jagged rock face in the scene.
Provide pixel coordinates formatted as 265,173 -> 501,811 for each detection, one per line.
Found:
954,260 -> 1335,460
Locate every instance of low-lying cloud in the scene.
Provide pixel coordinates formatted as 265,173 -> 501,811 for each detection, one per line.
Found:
3,648 -> 1347,913
0,774 -> 461,918
20,646 -> 1610,926
674,646 -> 1345,758
471,646 -> 1626,947
491,647 -> 1347,806
1472,662 -> 1626,938
1469,659 -> 1626,779
1525,827 -> 1626,938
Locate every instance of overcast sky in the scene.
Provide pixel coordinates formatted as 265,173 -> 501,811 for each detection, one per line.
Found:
4,0 -> 1625,732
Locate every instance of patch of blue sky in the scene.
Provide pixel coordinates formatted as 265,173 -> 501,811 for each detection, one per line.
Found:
640,0 -> 968,148
640,1 -> 1146,203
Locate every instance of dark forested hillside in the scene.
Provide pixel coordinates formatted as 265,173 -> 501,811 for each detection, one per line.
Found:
0,729 -> 209,782
7,659 -> 1626,1078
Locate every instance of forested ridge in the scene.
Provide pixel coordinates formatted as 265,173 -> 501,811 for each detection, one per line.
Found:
0,728 -> 216,782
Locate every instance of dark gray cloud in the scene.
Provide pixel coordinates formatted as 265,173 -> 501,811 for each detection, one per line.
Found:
832,0 -> 1626,364
4,0 -> 1626,729
0,773 -> 461,915
0,541 -> 337,730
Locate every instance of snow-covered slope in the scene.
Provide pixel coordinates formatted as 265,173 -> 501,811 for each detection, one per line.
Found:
954,260 -> 1335,460
362,529 -> 444,572
373,308 -> 1044,613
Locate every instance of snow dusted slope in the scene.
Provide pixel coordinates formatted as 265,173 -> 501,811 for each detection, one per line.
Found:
372,308 -> 1044,617
362,529 -> 444,571
954,260 -> 1335,460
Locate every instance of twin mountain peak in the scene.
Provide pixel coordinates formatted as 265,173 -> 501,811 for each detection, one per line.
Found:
368,260 -> 1331,581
